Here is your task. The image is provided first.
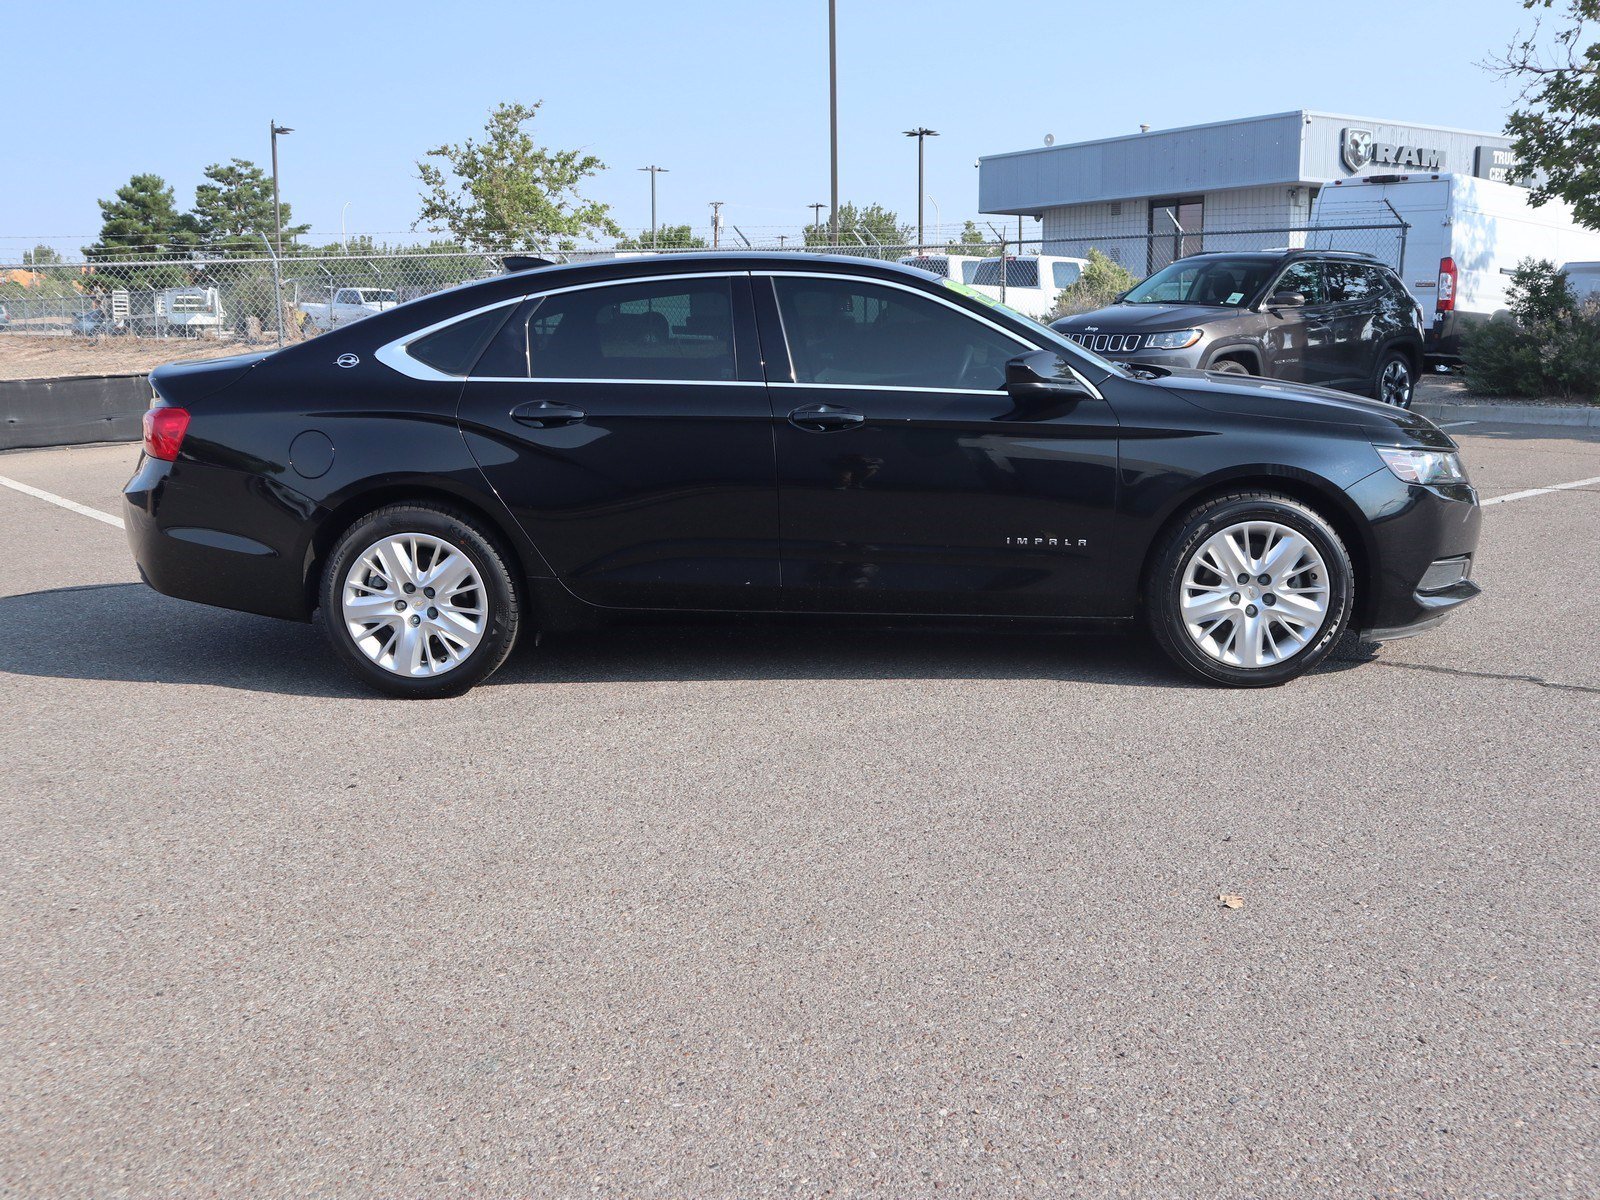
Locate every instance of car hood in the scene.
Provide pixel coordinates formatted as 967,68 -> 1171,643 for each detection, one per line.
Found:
1156,367 -> 1455,448
149,350 -> 273,404
1053,303 -> 1232,332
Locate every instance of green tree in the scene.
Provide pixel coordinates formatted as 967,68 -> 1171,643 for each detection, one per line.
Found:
1044,249 -> 1139,320
416,101 -> 621,251
1462,258 -> 1600,400
945,219 -> 999,257
616,223 -> 707,250
803,202 -> 914,258
82,173 -> 194,288
190,158 -> 309,254
1492,1 -> 1600,227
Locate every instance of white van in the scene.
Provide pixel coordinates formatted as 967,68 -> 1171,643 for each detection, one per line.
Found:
897,254 -> 983,284
1559,261 -> 1600,305
1311,173 -> 1600,365
967,255 -> 1089,320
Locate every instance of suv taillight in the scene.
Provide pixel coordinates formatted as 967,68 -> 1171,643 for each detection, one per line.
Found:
1436,257 -> 1458,313
143,406 -> 190,461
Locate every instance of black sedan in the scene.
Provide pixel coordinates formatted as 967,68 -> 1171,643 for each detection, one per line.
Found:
124,253 -> 1481,697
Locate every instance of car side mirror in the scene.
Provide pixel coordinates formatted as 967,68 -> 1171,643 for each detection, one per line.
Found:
1004,350 -> 1094,402
1268,290 -> 1307,309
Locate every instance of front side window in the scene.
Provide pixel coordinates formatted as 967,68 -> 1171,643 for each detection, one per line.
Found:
1123,257 -> 1274,307
773,276 -> 1023,390
1272,261 -> 1328,305
476,278 -> 737,381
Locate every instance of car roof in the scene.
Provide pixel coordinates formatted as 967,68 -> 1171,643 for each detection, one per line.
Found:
504,250 -> 937,285
1174,249 -> 1383,265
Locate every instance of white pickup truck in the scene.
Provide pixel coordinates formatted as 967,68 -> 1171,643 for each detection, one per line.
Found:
299,287 -> 399,331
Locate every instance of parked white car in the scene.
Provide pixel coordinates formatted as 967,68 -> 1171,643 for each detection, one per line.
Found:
1311,172 -> 1600,365
299,287 -> 400,331
897,254 -> 984,284
967,255 -> 1089,319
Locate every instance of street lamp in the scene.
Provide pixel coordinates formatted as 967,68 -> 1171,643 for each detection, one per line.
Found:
638,165 -> 669,246
828,0 -> 839,245
270,121 -> 293,259
903,127 -> 939,251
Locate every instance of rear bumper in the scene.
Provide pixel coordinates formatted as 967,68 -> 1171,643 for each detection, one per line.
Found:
123,454 -> 312,621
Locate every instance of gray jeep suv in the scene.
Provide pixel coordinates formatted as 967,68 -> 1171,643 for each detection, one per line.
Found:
1051,250 -> 1425,407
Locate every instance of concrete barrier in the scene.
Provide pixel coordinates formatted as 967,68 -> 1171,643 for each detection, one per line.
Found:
1413,397 -> 1600,429
0,374 -> 148,451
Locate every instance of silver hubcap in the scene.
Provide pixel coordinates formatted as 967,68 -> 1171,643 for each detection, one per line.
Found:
341,533 -> 487,677
1180,520 -> 1331,669
1380,359 -> 1412,406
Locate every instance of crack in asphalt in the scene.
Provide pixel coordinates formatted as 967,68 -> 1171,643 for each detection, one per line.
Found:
1374,658 -> 1600,695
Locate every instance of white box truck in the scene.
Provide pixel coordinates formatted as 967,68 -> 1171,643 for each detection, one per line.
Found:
1311,172 -> 1600,366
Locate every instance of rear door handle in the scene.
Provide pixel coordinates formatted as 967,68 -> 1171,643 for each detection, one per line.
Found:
511,400 -> 587,428
788,403 -> 864,433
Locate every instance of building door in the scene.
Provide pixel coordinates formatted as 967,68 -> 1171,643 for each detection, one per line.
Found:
1148,196 -> 1204,273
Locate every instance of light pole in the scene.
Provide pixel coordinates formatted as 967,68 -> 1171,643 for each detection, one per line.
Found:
638,165 -> 668,246
903,127 -> 939,251
270,121 -> 293,259
340,201 -> 351,248
709,200 -> 725,249
828,0 -> 839,245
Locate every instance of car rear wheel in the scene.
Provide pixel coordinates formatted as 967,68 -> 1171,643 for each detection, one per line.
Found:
1145,492 -> 1354,687
320,503 -> 521,698
1373,351 -> 1415,408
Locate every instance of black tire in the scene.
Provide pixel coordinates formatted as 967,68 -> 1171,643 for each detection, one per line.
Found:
1371,349 -> 1415,408
1208,358 -> 1252,378
1145,492 -> 1354,687
319,502 -> 521,698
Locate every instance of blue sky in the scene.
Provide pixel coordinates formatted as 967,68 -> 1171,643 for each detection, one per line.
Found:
0,0 -> 1533,256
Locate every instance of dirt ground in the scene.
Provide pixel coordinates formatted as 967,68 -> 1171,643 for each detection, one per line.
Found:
0,335 -> 280,382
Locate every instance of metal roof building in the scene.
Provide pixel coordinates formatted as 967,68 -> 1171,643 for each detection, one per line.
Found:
977,111 -> 1514,273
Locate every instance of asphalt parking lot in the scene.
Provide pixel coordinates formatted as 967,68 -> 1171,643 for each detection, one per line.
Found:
2,423 -> 1597,1198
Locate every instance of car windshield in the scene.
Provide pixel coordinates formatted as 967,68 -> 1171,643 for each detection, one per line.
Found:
1123,257 -> 1275,307
362,290 -> 398,303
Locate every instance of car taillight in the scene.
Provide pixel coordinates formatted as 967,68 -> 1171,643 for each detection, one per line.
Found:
1436,257 -> 1458,313
143,406 -> 190,461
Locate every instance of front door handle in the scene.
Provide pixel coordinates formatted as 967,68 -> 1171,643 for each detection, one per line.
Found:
788,403 -> 865,433
511,400 -> 587,428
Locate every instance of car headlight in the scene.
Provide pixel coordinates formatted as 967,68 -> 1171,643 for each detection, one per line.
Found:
1144,329 -> 1202,350
1374,445 -> 1469,485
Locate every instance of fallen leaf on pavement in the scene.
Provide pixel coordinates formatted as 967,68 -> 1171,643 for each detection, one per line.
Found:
1218,893 -> 1244,909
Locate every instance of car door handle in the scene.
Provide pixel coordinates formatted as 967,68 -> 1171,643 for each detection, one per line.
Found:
510,400 -> 587,428
788,403 -> 864,432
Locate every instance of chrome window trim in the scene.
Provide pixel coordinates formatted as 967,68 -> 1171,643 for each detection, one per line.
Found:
374,266 -> 1102,400
374,297 -> 526,383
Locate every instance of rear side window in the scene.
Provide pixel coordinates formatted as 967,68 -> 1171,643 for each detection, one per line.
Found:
476,278 -> 737,381
407,307 -> 509,376
1051,261 -> 1082,289
971,259 -> 1040,288
1322,260 -> 1376,303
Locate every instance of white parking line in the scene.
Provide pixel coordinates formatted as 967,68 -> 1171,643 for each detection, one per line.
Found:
1482,474 -> 1600,507
0,474 -> 125,529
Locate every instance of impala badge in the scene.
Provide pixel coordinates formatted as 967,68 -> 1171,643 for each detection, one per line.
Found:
1008,536 -> 1088,548
336,353 -> 360,368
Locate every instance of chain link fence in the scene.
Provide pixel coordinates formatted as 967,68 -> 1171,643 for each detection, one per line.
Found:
0,218 -> 1407,376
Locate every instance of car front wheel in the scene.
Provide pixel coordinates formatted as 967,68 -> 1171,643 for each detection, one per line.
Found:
320,502 -> 522,698
1146,492 -> 1354,687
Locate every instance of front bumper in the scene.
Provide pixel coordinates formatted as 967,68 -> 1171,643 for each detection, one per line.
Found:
1345,469 -> 1483,640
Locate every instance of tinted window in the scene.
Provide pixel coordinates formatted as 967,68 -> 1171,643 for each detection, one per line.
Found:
1273,261 -> 1327,305
773,276 -> 1022,390
408,307 -> 509,376
477,278 -> 737,381
1051,261 -> 1082,289
1322,260 -> 1376,303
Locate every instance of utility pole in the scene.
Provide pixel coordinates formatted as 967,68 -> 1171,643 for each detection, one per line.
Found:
709,200 -> 725,249
809,201 -> 826,241
638,165 -> 668,246
903,127 -> 939,251
270,120 -> 293,258
828,0 -> 839,245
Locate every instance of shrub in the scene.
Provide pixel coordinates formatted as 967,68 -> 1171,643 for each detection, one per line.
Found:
1041,249 -> 1138,322
1461,258 -> 1600,402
